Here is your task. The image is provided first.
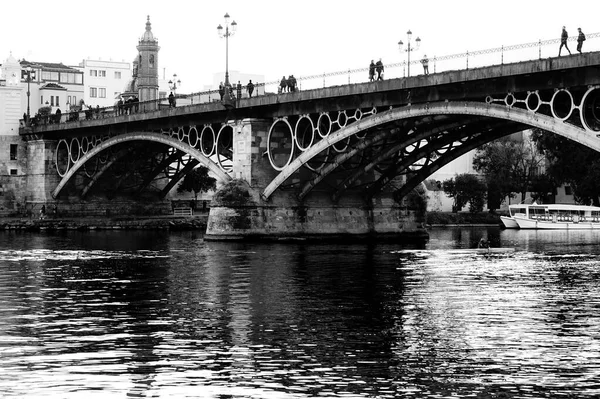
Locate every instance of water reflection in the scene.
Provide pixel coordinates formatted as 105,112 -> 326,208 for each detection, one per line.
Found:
0,229 -> 599,398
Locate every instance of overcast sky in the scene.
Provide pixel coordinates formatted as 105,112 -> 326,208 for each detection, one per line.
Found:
2,0 -> 598,91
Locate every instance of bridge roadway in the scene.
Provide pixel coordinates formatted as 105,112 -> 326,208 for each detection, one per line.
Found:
19,52 -> 600,240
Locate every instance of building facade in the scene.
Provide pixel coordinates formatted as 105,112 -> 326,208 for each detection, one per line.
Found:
75,59 -> 131,108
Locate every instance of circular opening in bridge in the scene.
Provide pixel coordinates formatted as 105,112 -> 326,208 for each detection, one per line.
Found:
317,113 -> 331,138
295,116 -> 314,151
267,119 -> 294,171
332,137 -> 350,153
216,125 -> 234,172
80,137 -> 90,155
177,127 -> 187,142
526,91 -> 541,112
83,157 -> 99,178
188,126 -> 199,148
200,126 -> 215,157
337,111 -> 348,128
55,139 -> 70,177
504,93 -> 516,107
69,138 -> 81,164
305,142 -> 330,172
354,108 -> 363,121
551,89 -> 574,121
580,87 -> 600,132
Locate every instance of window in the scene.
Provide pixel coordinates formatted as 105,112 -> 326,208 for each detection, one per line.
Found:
565,186 -> 573,195
60,73 -> 77,84
90,87 -> 97,98
150,54 -> 154,67
114,71 -> 121,79
10,169 -> 17,175
90,70 -> 98,77
10,144 -> 17,161
50,96 -> 54,106
99,88 -> 106,98
40,96 -> 44,104
41,71 -> 59,81
99,70 -> 106,77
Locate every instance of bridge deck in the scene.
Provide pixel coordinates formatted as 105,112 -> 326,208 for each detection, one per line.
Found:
20,51 -> 600,139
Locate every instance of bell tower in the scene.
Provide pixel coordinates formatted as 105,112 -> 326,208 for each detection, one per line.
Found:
136,15 -> 160,103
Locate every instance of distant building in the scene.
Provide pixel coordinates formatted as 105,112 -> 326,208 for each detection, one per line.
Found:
75,59 -> 131,108
17,59 -> 85,116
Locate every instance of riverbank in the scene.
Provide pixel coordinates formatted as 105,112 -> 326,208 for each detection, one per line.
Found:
0,211 -> 503,232
0,214 -> 208,231
426,211 -> 503,227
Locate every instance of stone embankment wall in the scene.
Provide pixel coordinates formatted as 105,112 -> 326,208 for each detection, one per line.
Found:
0,215 -> 208,232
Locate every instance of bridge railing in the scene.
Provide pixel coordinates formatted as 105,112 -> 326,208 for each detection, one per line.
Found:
19,32 -> 599,129
265,32 -> 600,92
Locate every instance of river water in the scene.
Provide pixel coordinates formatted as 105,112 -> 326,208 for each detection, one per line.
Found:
1,227 -> 599,398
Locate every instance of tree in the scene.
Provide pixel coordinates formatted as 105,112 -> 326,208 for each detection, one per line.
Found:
473,135 -> 547,208
177,166 -> 217,200
442,173 -> 487,213
531,129 -> 600,206
529,173 -> 556,204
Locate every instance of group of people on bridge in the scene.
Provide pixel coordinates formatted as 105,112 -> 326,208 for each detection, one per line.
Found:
369,59 -> 385,81
559,26 -> 586,56
116,97 -> 140,115
279,75 -> 298,93
218,80 -> 256,101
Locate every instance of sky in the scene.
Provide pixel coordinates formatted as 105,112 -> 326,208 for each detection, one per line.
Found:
1,0 -> 598,92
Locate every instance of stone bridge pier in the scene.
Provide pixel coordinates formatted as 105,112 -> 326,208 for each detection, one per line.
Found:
25,139 -> 61,211
205,118 -> 428,241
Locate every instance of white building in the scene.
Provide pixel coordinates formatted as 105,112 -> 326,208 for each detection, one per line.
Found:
75,59 -> 131,108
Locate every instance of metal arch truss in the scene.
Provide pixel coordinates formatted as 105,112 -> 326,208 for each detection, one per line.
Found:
262,88 -> 600,201
52,130 -> 233,199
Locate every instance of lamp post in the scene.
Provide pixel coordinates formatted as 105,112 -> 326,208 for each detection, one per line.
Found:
24,66 -> 36,122
398,30 -> 421,77
217,12 -> 237,106
168,73 -> 181,94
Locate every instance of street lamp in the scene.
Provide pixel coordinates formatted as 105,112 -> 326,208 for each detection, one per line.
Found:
217,12 -> 237,107
168,73 -> 181,94
398,30 -> 421,77
24,66 -> 36,123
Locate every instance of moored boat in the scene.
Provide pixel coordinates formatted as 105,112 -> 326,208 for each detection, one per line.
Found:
509,203 -> 600,229
500,215 -> 519,229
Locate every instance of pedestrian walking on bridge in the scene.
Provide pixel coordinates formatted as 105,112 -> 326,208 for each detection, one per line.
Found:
559,26 -> 571,56
375,58 -> 384,80
247,80 -> 255,97
577,28 -> 586,54
421,55 -> 429,75
369,60 -> 375,81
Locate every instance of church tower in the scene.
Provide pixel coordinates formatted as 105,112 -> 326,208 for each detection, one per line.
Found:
136,16 -> 160,103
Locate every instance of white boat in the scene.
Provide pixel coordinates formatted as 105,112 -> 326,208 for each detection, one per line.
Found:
500,215 -> 519,229
508,203 -> 600,229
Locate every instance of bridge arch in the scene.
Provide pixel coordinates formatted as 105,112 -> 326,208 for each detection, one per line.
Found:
52,132 -> 231,199
262,101 -> 600,200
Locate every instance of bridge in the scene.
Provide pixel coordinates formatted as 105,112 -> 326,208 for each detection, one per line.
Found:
19,51 -> 600,240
